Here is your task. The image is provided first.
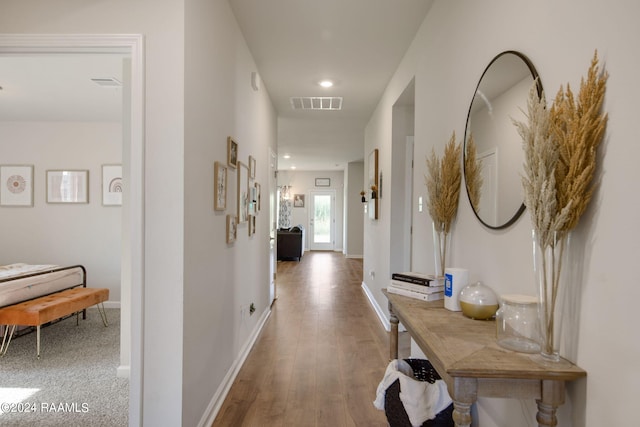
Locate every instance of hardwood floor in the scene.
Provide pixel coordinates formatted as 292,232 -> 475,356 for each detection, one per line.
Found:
212,251 -> 409,427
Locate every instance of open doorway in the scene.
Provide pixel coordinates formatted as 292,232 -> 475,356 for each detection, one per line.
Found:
0,34 -> 144,425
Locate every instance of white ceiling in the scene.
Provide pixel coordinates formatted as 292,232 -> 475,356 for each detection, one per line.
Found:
0,1 -> 433,171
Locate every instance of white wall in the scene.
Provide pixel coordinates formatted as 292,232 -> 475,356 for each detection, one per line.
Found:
344,161 -> 364,257
364,0 -> 640,426
277,170 -> 344,251
0,121 -> 122,302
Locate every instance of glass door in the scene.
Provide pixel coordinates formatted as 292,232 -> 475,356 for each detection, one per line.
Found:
309,190 -> 335,251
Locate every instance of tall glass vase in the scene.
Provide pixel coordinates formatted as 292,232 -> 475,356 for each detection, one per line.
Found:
532,229 -> 571,362
432,221 -> 450,280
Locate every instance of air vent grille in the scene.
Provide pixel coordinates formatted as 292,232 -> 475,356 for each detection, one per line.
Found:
290,97 -> 342,110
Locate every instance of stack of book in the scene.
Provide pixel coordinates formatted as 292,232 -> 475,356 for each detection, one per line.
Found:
387,272 -> 444,301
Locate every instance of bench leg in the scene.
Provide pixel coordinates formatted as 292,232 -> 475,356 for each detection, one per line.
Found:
97,302 -> 109,327
0,325 -> 17,356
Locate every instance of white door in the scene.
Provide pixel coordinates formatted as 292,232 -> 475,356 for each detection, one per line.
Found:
268,149 -> 277,304
309,190 -> 335,251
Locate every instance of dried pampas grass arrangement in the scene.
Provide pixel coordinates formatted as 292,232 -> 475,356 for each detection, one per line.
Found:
513,50 -> 608,359
464,133 -> 483,213
425,131 -> 462,275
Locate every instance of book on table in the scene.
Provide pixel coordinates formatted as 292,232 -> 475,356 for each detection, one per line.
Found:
386,284 -> 444,301
389,279 -> 444,294
391,272 -> 438,286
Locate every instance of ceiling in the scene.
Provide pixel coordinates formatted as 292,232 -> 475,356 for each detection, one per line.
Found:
0,0 -> 433,171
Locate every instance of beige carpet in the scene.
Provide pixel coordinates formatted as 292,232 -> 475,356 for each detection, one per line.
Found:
0,308 -> 128,426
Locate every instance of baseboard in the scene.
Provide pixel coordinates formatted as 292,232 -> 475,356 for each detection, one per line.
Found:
361,281 -> 390,331
198,306 -> 272,427
103,300 -> 121,309
345,254 -> 363,259
117,365 -> 130,379
361,282 -> 405,333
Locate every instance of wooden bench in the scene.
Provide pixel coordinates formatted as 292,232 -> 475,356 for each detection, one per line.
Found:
0,287 -> 109,358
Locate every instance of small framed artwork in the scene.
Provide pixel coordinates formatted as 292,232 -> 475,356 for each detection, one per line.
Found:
315,177 -> 330,187
214,161 -> 227,211
248,186 -> 257,215
227,137 -> 238,169
368,148 -> 379,219
102,164 -> 123,206
293,194 -> 305,208
255,182 -> 261,211
226,214 -> 237,244
0,165 -> 34,207
237,161 -> 249,223
47,170 -> 89,204
249,155 -> 256,180
248,214 -> 256,236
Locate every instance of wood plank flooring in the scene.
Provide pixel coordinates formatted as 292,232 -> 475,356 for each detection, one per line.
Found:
212,251 -> 409,427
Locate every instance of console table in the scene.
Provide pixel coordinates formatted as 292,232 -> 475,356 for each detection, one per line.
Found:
383,289 -> 586,427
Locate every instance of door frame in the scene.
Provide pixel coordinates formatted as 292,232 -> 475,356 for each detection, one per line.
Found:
308,189 -> 336,251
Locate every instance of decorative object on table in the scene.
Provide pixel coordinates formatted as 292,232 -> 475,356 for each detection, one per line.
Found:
459,281 -> 498,320
513,51 -> 608,362
46,170 -> 89,204
237,161 -> 249,223
425,132 -> 462,278
368,148 -> 379,219
463,133 -> 482,213
226,214 -> 237,244
214,161 -> 227,211
495,294 -> 540,353
227,136 -> 238,169
102,164 -> 123,206
0,164 -> 33,207
443,267 -> 468,311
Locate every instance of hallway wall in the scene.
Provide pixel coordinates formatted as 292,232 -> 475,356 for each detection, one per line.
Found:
364,0 -> 640,425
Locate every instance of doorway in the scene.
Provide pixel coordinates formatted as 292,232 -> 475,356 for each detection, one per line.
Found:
0,34 -> 145,426
309,190 -> 336,251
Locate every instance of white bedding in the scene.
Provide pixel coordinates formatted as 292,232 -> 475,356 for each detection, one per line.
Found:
0,263 -> 85,308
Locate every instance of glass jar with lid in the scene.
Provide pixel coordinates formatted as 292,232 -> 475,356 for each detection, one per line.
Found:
496,294 -> 540,353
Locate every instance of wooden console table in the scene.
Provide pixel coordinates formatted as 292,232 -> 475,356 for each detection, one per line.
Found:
383,289 -> 585,427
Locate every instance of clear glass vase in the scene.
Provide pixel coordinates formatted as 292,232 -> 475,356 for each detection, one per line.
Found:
532,229 -> 571,362
432,221 -> 450,280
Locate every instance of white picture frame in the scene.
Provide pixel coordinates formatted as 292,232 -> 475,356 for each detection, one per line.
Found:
47,170 -> 89,204
102,164 -> 123,206
237,161 -> 249,223
214,161 -> 227,211
0,165 -> 34,207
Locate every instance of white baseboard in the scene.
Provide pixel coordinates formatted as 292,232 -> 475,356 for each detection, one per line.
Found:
103,300 -> 121,309
198,306 -> 272,427
117,365 -> 130,379
345,254 -> 363,259
361,282 -> 405,333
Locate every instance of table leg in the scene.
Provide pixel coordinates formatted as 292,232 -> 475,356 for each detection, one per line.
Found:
536,380 -> 564,427
452,377 -> 477,427
388,300 -> 398,360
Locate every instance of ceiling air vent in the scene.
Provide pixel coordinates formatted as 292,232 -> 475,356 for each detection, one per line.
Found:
290,97 -> 342,110
91,77 -> 123,87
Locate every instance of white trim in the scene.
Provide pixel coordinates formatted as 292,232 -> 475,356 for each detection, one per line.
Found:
361,282 -> 405,333
345,254 -> 363,259
0,34 -> 146,427
198,307 -> 272,427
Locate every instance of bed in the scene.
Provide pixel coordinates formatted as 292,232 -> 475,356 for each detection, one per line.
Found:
0,263 -> 86,308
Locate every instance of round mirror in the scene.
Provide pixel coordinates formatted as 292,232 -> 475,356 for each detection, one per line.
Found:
463,51 -> 542,229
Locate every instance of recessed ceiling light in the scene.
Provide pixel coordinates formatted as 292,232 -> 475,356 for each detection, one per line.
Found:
283,154 -> 291,159
291,166 -> 297,170
319,80 -> 333,88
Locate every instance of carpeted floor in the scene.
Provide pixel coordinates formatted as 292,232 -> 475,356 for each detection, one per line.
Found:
0,308 -> 128,426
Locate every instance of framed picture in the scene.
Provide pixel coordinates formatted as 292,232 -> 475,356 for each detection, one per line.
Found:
368,148 -> 379,219
249,185 -> 257,215
227,137 -> 238,169
237,161 -> 249,223
102,164 -> 123,206
248,214 -> 256,236
47,170 -> 89,204
255,182 -> 261,211
0,165 -> 33,207
214,161 -> 227,211
249,155 -> 256,180
226,214 -> 237,244
293,194 -> 305,208
315,177 -> 330,187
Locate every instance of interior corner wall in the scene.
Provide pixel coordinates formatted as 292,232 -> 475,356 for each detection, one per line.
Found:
183,0 -> 278,425
345,161 -> 364,257
1,1 -> 187,426
364,0 -> 640,426
277,170 -> 345,251
0,122 -> 122,303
